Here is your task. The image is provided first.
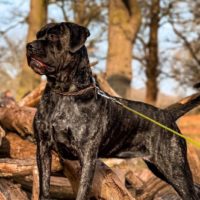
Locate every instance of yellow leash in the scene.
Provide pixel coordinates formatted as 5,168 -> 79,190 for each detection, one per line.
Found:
119,102 -> 200,149
97,88 -> 200,149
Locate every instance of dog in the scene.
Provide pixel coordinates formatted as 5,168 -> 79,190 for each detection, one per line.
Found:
26,22 -> 200,200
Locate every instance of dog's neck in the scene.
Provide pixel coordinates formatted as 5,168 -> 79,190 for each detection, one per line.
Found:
47,47 -> 93,93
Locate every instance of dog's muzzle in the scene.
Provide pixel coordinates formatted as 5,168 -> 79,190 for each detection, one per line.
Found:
27,43 -> 48,75
29,57 -> 48,75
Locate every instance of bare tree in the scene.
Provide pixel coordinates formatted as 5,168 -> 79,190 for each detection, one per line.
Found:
18,0 -> 48,98
106,0 -> 141,97
169,0 -> 200,88
145,0 -> 160,105
133,0 -> 200,102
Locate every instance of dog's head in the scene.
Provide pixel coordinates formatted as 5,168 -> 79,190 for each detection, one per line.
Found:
26,22 -> 90,76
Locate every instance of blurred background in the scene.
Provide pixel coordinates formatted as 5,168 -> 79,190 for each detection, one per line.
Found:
0,0 -> 200,106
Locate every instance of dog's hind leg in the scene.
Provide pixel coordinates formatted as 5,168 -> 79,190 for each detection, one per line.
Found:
145,139 -> 198,200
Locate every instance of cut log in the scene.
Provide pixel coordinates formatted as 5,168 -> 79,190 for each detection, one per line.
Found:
14,175 -> 74,200
96,73 -> 120,97
0,126 -> 5,146
0,106 -> 36,137
19,81 -> 46,107
32,165 -> 39,200
0,158 -> 73,199
0,132 -> 62,172
0,158 -> 35,177
138,176 -> 180,200
63,160 -> 136,200
125,171 -> 145,197
0,178 -> 29,200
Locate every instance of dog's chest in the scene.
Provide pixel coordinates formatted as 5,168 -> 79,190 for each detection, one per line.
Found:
37,94 -> 103,143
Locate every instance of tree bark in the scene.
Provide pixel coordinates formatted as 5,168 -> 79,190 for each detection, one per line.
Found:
18,0 -> 48,98
106,0 -> 141,97
145,0 -> 160,105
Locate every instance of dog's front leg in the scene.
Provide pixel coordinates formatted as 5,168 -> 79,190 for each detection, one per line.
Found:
76,145 -> 97,200
36,139 -> 52,200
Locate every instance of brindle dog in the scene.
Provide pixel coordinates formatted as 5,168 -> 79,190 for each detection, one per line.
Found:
26,22 -> 200,200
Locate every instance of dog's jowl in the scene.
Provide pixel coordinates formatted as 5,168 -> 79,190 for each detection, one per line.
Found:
27,22 -> 199,200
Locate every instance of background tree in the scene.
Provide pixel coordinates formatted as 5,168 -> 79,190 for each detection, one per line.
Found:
145,0 -> 160,104
18,0 -> 48,98
106,0 -> 141,97
169,0 -> 200,89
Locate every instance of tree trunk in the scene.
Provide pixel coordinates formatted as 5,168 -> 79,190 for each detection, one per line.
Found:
106,0 -> 141,97
145,0 -> 160,105
73,0 -> 86,25
18,0 -> 48,98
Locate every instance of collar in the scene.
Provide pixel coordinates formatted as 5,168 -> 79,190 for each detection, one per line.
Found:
52,84 -> 96,96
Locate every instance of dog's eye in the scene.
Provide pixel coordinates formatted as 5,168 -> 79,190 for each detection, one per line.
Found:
47,34 -> 58,41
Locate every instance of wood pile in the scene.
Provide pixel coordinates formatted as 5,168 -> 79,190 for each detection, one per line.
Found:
0,74 -> 199,200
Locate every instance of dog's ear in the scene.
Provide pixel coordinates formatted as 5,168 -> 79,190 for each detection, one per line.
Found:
63,22 -> 90,53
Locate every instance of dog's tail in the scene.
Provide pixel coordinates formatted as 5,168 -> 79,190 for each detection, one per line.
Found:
166,91 -> 200,121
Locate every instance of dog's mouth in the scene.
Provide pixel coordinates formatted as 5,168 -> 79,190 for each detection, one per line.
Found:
29,57 -> 48,75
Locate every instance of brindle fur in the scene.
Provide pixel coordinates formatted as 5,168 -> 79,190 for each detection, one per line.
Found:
26,22 -> 199,200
